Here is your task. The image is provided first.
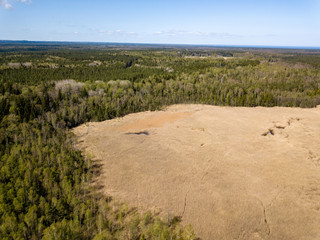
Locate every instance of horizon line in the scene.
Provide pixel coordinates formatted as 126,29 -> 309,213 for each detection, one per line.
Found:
1,39 -> 320,50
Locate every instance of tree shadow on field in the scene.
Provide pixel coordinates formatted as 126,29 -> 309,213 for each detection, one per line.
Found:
92,161 -> 103,177
90,159 -> 106,194
125,131 -> 149,136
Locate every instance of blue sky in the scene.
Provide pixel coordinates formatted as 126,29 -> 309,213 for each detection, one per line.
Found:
0,0 -> 319,47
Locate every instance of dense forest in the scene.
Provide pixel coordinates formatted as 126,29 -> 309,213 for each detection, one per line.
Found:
0,42 -> 320,239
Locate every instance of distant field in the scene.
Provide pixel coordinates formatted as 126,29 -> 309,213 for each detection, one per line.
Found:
74,104 -> 320,240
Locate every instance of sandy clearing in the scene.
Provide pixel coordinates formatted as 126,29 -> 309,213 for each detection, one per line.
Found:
116,111 -> 194,132
74,104 -> 320,240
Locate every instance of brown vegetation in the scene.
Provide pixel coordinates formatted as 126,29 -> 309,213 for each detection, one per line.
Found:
74,104 -> 320,240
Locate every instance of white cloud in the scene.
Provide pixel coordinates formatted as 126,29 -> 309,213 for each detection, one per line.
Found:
1,0 -> 31,9
98,29 -> 138,36
19,0 -> 32,4
152,30 -> 240,39
0,0 -> 12,9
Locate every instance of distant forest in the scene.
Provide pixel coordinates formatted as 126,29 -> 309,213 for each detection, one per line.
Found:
0,42 -> 319,239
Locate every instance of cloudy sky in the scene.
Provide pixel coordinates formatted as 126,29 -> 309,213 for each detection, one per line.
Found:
0,0 -> 319,47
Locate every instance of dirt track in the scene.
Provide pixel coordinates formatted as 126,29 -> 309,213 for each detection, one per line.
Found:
74,105 -> 320,240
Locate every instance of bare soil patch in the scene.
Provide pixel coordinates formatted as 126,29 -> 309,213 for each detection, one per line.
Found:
74,105 -> 320,240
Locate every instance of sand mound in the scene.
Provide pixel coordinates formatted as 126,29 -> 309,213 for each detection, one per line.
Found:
74,105 -> 320,240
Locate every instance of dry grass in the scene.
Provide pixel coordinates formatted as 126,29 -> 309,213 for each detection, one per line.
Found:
74,104 -> 320,240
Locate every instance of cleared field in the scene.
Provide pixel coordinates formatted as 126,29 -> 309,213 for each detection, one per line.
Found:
74,104 -> 320,240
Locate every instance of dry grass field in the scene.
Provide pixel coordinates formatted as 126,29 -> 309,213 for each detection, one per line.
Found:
74,104 -> 320,240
